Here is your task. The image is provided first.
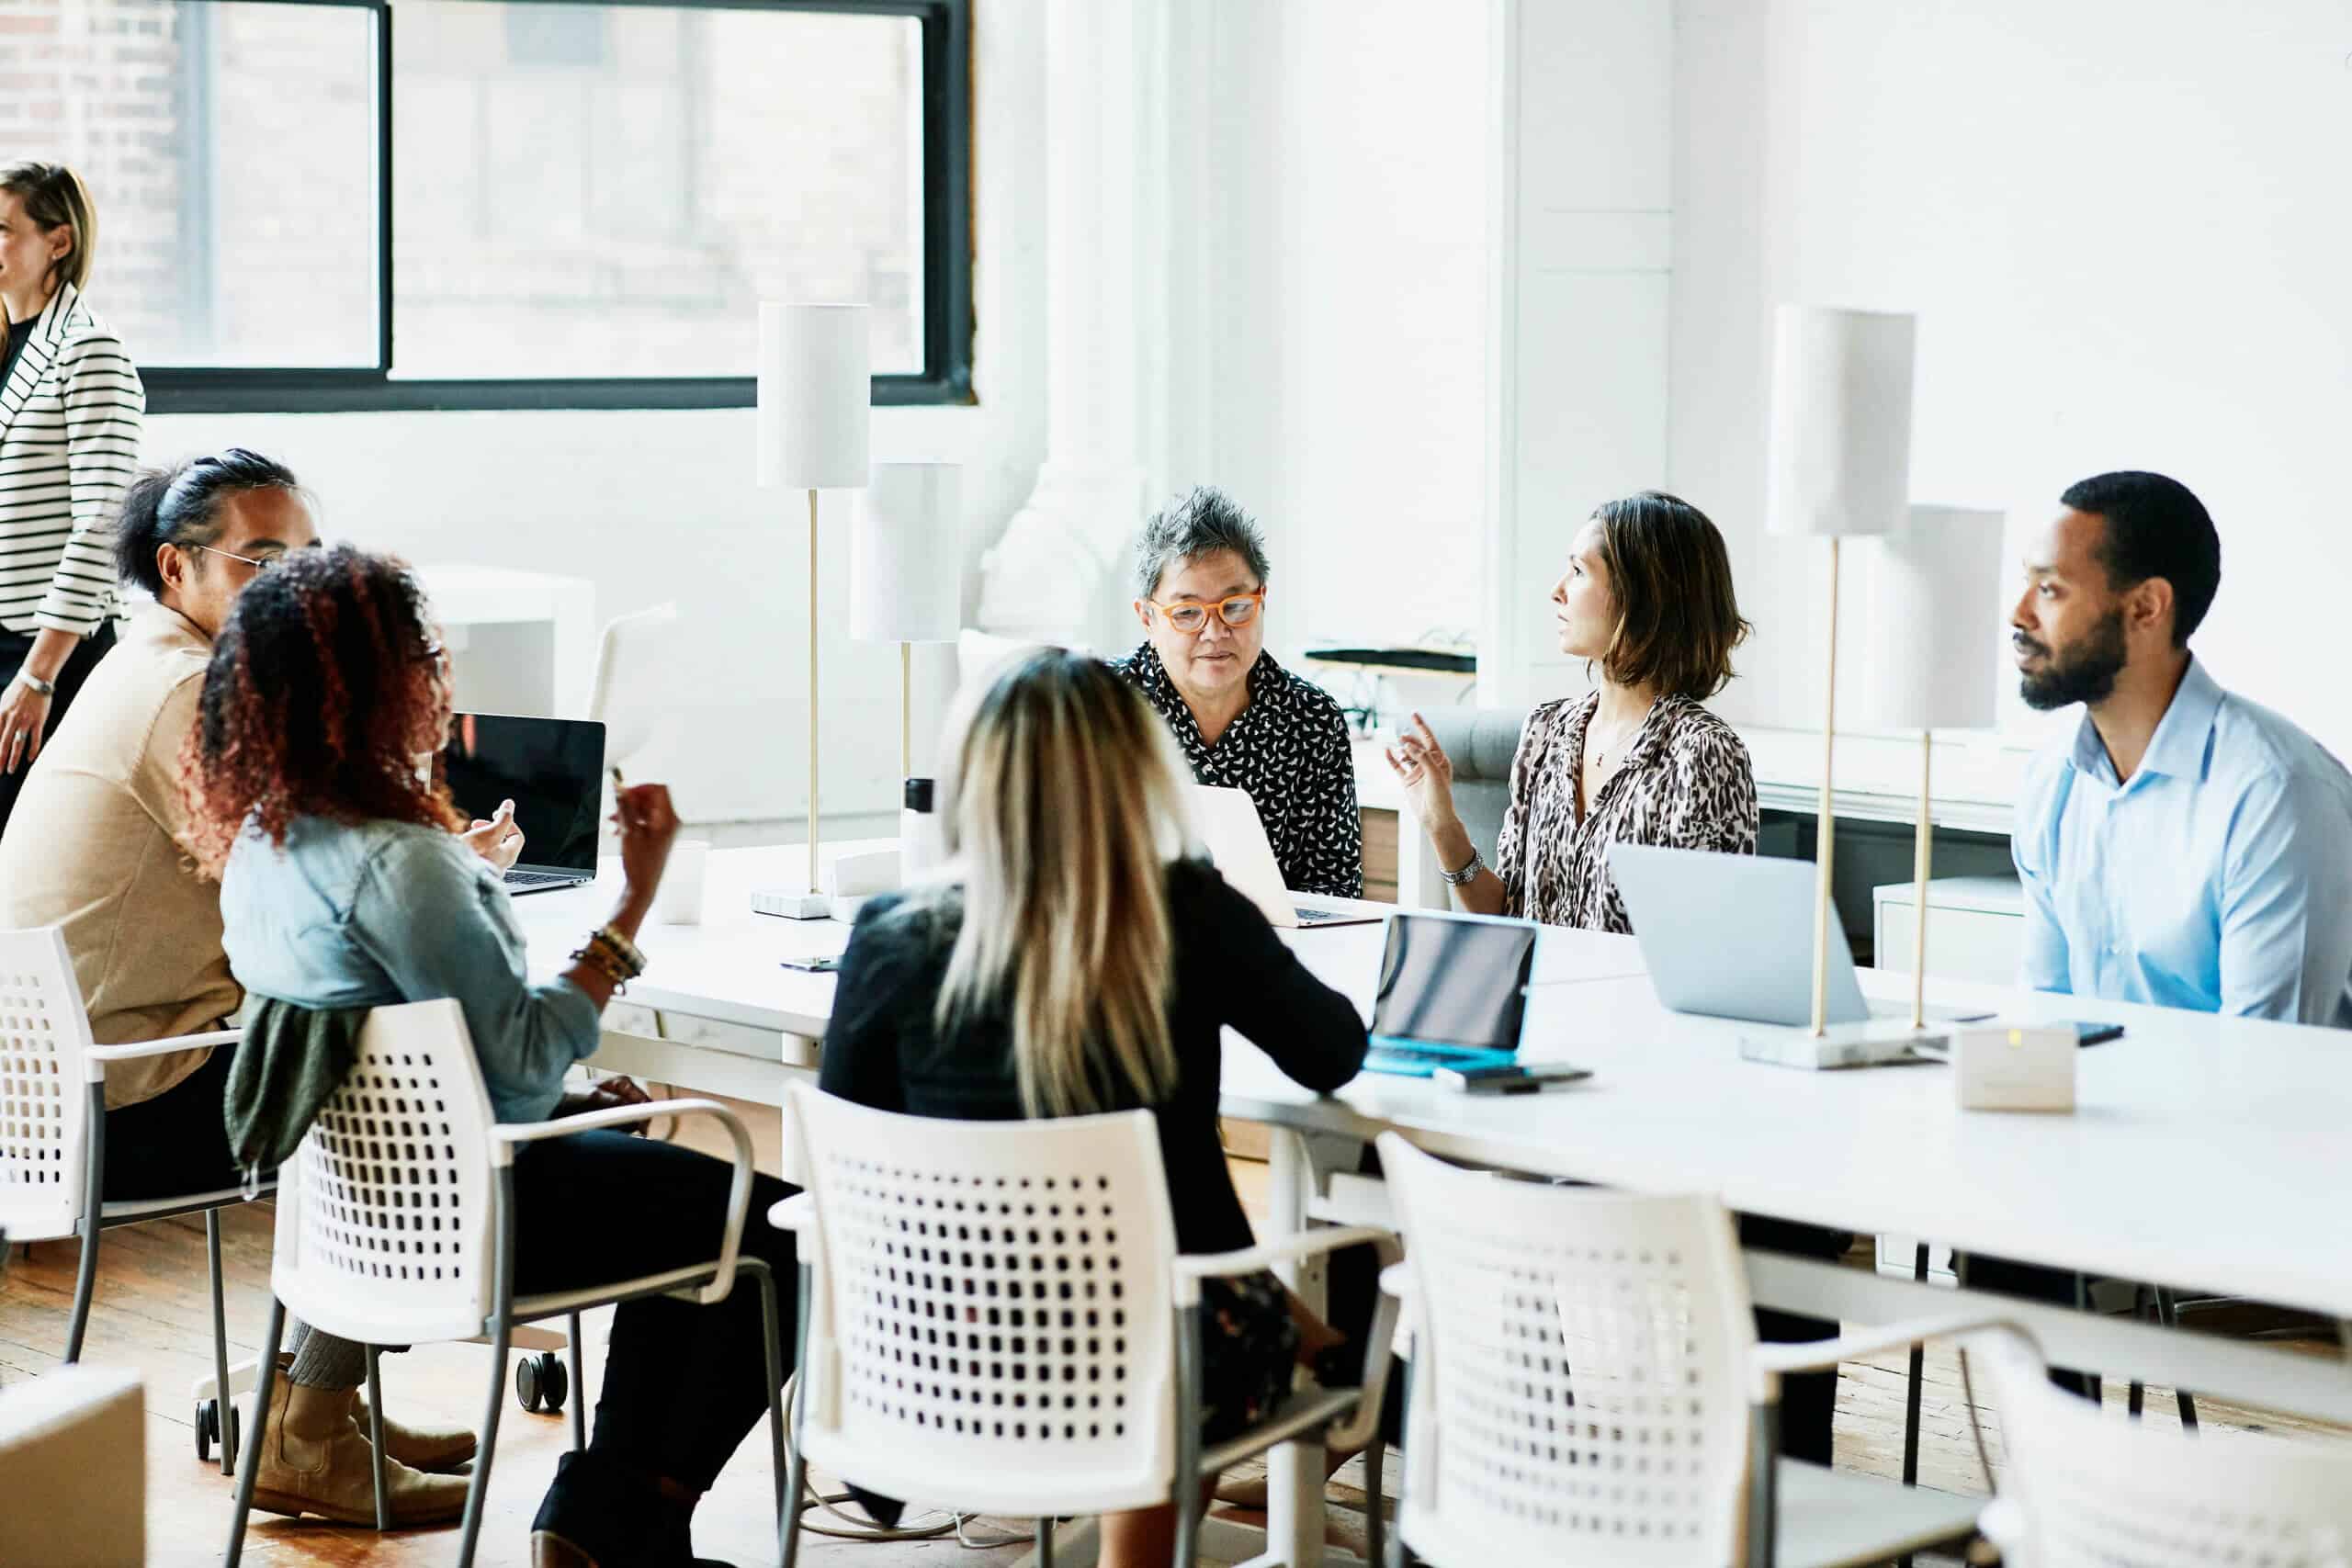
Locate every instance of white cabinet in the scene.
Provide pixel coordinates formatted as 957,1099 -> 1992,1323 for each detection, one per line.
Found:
1872,875 -> 2025,987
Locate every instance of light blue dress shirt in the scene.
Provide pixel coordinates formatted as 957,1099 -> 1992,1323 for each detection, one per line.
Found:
2013,658 -> 2352,1028
220,815 -> 601,1123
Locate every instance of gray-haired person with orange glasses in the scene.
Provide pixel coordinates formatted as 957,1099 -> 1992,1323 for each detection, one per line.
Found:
1109,486 -> 1363,897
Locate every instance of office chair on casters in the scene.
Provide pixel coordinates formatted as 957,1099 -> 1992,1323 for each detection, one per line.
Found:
222,998 -> 787,1566
1374,1134 -> 2033,1568
0,925 -> 259,1473
770,1083 -> 1404,1568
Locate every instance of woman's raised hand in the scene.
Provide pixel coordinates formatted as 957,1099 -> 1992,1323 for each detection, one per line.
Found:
1383,712 -> 1459,836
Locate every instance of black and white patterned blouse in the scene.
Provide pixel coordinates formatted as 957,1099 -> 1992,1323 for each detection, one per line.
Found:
1111,643 -> 1363,898
1493,692 -> 1757,933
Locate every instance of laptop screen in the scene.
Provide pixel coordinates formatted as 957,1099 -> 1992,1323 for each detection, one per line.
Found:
1370,912 -> 1538,1052
441,713 -> 605,874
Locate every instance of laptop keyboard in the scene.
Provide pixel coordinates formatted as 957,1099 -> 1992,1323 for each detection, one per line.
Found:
504,869 -> 587,890
1294,905 -> 1374,926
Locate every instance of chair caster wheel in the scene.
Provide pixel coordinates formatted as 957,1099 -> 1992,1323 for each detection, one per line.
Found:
196,1398 -> 240,1465
516,1350 -> 568,1415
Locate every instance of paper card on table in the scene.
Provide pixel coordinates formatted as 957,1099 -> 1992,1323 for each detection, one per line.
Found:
1954,1025 -> 2075,1112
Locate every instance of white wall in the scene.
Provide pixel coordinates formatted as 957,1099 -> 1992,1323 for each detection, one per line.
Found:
1673,0 -> 2352,757
146,0 -> 1049,827
1185,0 -> 1489,671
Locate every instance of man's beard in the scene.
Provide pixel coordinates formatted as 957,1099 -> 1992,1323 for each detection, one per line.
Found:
2018,608 -> 2128,711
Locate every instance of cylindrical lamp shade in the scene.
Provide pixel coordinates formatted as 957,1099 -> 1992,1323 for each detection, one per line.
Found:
756,302 -> 870,490
1860,505 -> 2005,730
1766,305 -> 1917,538
853,462 -> 963,644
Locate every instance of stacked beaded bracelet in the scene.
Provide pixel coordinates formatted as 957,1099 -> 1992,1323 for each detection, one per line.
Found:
570,924 -> 648,989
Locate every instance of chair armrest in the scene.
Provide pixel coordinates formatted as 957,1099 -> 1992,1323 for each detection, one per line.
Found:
1749,1312 -> 2039,1403
1172,1225 -> 1406,1454
82,1030 -> 242,1083
1169,1224 -> 1401,1307
492,1100 -> 756,1308
767,1193 -> 814,1233
1377,1261 -> 1415,1303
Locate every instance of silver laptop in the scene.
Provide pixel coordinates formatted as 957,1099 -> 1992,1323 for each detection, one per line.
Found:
1608,843 -> 1985,1027
441,713 -> 605,896
1189,785 -> 1379,929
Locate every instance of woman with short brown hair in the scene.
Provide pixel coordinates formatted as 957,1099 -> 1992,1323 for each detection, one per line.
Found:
1388,489 -> 1758,932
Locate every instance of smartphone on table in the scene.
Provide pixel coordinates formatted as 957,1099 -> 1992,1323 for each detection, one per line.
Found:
1432,1062 -> 1593,1095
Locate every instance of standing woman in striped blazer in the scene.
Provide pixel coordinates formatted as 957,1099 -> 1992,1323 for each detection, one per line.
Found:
0,161 -> 144,831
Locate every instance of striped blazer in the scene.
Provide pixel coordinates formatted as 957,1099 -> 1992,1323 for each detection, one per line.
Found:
0,282 -> 144,637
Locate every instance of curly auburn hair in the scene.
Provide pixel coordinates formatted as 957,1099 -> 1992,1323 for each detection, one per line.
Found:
180,544 -> 464,876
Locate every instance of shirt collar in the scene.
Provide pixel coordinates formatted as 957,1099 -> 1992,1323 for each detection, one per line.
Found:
133,599 -> 212,654
2066,655 -> 2222,785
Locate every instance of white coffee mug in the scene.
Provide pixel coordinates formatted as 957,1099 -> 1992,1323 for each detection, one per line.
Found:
655,840 -> 711,926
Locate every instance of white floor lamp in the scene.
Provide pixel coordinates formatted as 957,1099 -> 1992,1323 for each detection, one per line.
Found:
1764,303 -> 1917,1038
1861,506 -> 2005,1030
853,462 -> 963,785
757,301 -> 870,919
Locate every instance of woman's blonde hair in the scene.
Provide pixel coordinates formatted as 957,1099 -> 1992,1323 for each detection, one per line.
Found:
911,649 -> 1197,1117
0,162 -> 97,294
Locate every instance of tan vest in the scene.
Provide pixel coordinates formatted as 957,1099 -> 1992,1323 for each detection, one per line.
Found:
0,604 -> 236,1107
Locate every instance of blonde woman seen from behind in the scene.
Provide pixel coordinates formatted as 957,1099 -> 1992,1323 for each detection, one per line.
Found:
821,649 -> 1371,1568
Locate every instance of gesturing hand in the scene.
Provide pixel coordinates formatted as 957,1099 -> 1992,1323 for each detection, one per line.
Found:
1382,711 -> 1459,835
612,783 -> 682,910
463,798 -> 526,872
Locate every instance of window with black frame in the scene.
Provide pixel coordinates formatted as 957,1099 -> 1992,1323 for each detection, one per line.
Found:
7,0 -> 971,411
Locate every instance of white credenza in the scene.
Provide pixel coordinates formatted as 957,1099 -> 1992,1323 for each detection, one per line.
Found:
1872,874 -> 2025,987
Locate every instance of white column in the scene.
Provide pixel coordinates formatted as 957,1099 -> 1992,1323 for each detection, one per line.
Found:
976,0 -> 1167,656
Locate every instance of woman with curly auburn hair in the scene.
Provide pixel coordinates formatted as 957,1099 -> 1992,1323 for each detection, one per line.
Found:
198,546 -> 803,1567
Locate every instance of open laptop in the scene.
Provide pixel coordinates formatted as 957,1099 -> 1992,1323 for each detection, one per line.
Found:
1363,909 -> 1542,1077
1190,784 -> 1380,928
442,713 -> 605,896
1608,843 -> 1990,1028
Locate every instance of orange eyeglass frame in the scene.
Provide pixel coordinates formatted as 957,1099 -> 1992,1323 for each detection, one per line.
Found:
1147,585 -> 1266,631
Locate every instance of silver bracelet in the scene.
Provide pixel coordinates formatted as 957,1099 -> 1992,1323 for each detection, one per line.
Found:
1439,844 -> 1485,887
10,671 -> 54,697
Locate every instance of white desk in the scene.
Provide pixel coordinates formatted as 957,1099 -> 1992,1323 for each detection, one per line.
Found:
518,845 -> 2352,1568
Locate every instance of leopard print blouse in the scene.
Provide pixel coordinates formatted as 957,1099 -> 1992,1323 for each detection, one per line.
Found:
1491,692 -> 1758,933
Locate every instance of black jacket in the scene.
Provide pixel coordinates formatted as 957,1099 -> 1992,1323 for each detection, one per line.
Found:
820,859 -> 1368,1256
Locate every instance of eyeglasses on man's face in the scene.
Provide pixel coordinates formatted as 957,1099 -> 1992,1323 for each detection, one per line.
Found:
1147,585 -> 1265,634
187,542 -> 290,574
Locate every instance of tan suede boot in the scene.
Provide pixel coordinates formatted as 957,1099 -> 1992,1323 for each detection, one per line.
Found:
249,1376 -> 471,1527
352,1390 -> 479,1473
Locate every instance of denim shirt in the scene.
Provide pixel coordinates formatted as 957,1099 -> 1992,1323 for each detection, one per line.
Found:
220,814 -> 601,1123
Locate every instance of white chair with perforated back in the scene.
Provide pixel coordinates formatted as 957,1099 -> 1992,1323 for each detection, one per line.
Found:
772,1083 -> 1403,1568
0,924 -> 254,1472
221,997 -> 787,1568
1374,1134 -> 2030,1568
1979,1337 -> 2352,1567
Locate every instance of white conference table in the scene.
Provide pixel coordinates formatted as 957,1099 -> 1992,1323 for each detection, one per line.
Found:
517,844 -> 2352,1568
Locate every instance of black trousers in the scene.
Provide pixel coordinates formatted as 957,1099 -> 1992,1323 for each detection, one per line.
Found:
0,622 -> 117,836
1326,1147 -> 1850,1466
510,1130 -> 801,1494
100,1037 -> 242,1202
